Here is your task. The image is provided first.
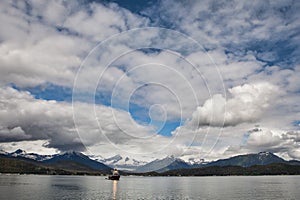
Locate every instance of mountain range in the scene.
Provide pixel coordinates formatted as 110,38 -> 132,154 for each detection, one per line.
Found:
1,149 -> 300,175
0,149 -> 112,175
5,149 -> 54,161
135,152 -> 300,173
43,151 -> 112,173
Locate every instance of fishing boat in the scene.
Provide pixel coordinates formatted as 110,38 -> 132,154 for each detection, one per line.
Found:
108,168 -> 120,180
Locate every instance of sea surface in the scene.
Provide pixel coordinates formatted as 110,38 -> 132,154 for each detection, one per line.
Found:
0,174 -> 299,199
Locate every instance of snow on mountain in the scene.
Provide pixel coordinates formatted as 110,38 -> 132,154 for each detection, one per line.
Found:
91,154 -> 147,171
2,149 -> 299,173
135,155 -> 177,173
258,151 -> 271,160
1,149 -> 145,171
134,155 -> 207,173
7,149 -> 53,161
258,152 -> 270,156
180,156 -> 207,165
187,158 -> 208,165
87,154 -> 104,161
102,155 -> 123,165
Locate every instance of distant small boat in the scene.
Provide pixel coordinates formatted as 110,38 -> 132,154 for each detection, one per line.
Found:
108,169 -> 120,180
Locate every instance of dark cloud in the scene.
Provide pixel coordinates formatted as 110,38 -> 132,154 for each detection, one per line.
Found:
0,87 -> 84,151
0,87 -> 154,153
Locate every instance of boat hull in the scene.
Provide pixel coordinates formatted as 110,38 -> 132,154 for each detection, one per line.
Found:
108,175 -> 120,180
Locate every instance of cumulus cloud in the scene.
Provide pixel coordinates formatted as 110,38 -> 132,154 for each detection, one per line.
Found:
190,82 -> 279,127
0,0 -> 148,88
247,129 -> 282,147
0,87 -> 82,151
288,148 -> 300,160
0,87 -> 155,152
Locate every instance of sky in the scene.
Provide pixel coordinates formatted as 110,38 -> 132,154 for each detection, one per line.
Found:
0,0 -> 300,162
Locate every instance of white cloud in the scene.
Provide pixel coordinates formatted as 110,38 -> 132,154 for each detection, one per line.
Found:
64,2 -> 149,41
0,140 -> 59,155
288,148 -> 300,160
0,87 -> 151,151
0,0 -> 148,88
189,82 -> 279,127
247,129 -> 282,147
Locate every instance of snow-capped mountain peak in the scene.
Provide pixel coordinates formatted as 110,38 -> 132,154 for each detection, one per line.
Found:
103,154 -> 122,164
11,149 -> 27,156
186,157 -> 206,165
6,149 -> 53,161
91,154 -> 147,171
258,151 -> 271,156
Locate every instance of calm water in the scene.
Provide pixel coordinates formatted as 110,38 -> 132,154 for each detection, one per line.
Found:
0,175 -> 299,200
